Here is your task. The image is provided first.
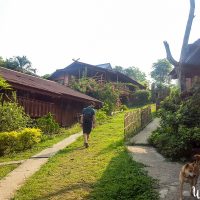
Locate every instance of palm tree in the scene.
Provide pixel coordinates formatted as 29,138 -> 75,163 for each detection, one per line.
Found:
6,56 -> 36,74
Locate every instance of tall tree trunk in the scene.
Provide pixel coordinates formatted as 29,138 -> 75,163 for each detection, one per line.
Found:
179,0 -> 195,91
163,0 -> 195,92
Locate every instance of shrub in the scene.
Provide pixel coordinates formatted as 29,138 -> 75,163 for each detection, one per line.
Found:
0,128 -> 42,155
120,104 -> 128,111
96,110 -> 108,125
0,100 -> 31,132
131,90 -> 151,106
70,78 -> 120,114
19,128 -> 42,150
149,86 -> 200,160
36,113 -> 60,135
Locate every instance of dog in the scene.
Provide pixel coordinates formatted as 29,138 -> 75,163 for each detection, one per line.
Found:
179,154 -> 200,200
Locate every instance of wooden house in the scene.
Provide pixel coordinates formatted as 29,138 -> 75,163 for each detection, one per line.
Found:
49,61 -> 145,103
0,67 -> 102,126
169,39 -> 200,91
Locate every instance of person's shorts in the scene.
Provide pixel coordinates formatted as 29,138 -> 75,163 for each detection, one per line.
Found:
83,121 -> 92,134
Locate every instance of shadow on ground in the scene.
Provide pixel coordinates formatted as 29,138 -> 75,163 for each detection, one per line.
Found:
85,140 -> 159,200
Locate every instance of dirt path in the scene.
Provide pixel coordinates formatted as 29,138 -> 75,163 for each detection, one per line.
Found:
127,119 -> 195,200
0,132 -> 82,200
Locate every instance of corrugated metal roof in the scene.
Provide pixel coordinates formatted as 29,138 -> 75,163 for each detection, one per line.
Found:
0,67 -> 102,104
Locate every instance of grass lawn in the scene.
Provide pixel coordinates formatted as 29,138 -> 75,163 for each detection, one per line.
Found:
0,164 -> 19,179
13,112 -> 159,200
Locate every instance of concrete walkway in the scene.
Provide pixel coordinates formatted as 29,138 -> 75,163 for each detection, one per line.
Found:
0,132 -> 82,200
127,119 -> 195,200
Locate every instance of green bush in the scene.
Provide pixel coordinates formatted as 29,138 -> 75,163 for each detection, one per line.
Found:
0,128 -> 42,155
19,128 -> 42,150
36,113 -> 60,135
96,110 -> 108,125
149,86 -> 200,160
149,127 -> 200,160
0,101 -> 31,132
120,104 -> 128,111
70,78 -> 120,114
131,90 -> 151,106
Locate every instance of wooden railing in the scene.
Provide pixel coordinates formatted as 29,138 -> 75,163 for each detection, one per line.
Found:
124,106 -> 152,140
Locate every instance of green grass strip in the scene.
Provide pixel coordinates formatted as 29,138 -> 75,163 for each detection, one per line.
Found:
0,164 -> 19,180
13,112 -> 158,200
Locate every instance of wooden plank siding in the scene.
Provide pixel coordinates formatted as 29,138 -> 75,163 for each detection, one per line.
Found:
17,96 -> 85,127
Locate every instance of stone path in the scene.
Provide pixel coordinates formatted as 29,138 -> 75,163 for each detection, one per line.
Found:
127,119 -> 196,200
0,132 -> 82,200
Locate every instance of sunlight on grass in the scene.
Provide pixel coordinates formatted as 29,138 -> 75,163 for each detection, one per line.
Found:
14,112 -> 158,200
0,164 -> 19,180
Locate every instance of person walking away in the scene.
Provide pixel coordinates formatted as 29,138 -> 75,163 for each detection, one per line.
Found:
81,102 -> 95,148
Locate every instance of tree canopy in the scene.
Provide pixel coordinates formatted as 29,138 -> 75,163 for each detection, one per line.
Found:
0,57 -> 6,68
6,56 -> 36,74
0,56 -> 37,75
150,58 -> 172,85
113,66 -> 146,83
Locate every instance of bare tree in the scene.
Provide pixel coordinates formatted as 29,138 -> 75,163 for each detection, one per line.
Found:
163,0 -> 195,91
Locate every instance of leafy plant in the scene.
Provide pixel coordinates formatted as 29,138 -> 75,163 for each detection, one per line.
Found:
130,90 -> 151,106
0,100 -> 31,132
0,76 -> 11,91
70,78 -> 120,114
0,128 -> 42,155
149,85 -> 200,160
36,113 -> 60,135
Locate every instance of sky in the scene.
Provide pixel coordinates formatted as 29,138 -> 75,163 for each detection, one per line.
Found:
0,0 -> 200,78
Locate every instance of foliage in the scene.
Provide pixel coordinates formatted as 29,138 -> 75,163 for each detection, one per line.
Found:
19,128 -> 42,149
1,55 -> 37,75
150,59 -> 172,103
0,128 -> 42,156
130,90 -> 151,106
95,108 -> 109,125
113,65 -> 147,83
0,56 -> 6,68
0,76 -> 11,91
41,74 -> 51,79
35,113 -> 60,135
149,85 -> 200,160
0,100 -> 31,132
0,123 -> 81,163
151,58 -> 172,84
70,78 -> 120,114
120,104 -> 128,111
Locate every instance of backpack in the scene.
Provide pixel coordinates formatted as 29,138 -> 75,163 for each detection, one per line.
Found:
83,107 -> 94,122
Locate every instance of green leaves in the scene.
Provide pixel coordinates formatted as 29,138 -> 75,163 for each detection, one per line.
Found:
150,85 -> 200,160
151,58 -> 172,85
0,76 -> 11,91
70,78 -> 120,115
113,66 -> 147,83
0,100 -> 31,132
36,113 -> 60,135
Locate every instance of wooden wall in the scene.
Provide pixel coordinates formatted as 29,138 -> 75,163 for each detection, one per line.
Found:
17,95 -> 85,127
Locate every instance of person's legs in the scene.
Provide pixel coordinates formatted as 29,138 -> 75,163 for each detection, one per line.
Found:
83,133 -> 89,148
82,121 -> 92,148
